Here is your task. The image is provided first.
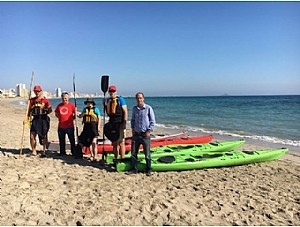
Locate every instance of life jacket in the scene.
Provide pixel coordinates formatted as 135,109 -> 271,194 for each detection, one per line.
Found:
83,107 -> 98,123
31,97 -> 48,117
106,97 -> 123,122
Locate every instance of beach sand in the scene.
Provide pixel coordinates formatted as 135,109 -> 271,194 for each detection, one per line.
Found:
0,97 -> 300,225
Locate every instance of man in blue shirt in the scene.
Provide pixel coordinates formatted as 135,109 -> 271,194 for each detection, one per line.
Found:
129,92 -> 155,176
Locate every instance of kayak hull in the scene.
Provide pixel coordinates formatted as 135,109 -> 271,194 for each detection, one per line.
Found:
106,139 -> 245,164
84,134 -> 214,154
116,148 -> 288,172
49,132 -> 188,153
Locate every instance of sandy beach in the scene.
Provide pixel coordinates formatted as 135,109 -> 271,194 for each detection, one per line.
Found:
0,97 -> 300,226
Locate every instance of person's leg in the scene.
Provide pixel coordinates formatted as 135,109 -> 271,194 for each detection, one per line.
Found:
30,131 -> 37,155
58,128 -> 66,155
30,120 -> 38,155
91,137 -> 98,161
119,129 -> 126,159
119,140 -> 126,159
66,127 -> 76,156
112,141 -> 118,160
42,116 -> 50,155
42,134 -> 48,155
142,136 -> 151,174
130,135 -> 141,173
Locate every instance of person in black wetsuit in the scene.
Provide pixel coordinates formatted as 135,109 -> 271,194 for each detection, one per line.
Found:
27,85 -> 52,157
103,85 -> 128,163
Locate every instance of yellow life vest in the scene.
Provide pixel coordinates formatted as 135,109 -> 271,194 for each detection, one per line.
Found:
106,97 -> 123,122
83,107 -> 98,123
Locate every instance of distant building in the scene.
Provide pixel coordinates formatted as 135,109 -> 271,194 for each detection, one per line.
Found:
56,88 -> 62,97
0,88 -> 16,98
16,83 -> 27,97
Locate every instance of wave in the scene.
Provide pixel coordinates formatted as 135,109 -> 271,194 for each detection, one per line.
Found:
155,123 -> 300,147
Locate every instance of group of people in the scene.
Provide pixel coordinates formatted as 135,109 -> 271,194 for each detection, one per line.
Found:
26,84 -> 156,175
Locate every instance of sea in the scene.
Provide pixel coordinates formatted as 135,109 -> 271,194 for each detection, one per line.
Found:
44,95 -> 300,153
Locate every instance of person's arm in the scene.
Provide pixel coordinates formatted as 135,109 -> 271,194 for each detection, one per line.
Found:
145,106 -> 155,137
72,105 -> 77,120
148,106 -> 155,131
96,108 -> 101,131
47,106 -> 53,114
131,107 -> 136,136
122,105 -> 128,129
27,99 -> 33,117
54,104 -> 61,118
24,99 -> 33,125
55,109 -> 59,118
45,99 -> 53,114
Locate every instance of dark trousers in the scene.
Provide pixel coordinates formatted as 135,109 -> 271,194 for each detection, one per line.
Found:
58,127 -> 76,155
131,134 -> 151,172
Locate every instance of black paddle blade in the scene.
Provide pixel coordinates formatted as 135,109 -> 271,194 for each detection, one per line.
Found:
101,75 -> 109,93
73,73 -> 76,92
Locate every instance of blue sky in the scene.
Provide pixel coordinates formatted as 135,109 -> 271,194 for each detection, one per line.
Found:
0,1 -> 299,96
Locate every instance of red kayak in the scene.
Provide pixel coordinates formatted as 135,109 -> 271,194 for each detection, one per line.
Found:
49,132 -> 186,153
84,134 -> 214,154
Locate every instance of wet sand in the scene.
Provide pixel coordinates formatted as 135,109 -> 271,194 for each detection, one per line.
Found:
0,97 -> 299,225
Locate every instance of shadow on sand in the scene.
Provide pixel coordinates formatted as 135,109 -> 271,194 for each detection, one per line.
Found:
0,147 -> 116,172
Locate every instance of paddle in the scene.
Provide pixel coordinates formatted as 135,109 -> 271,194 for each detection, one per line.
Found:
73,73 -> 79,140
20,71 -> 34,156
101,75 -> 109,163
73,73 -> 84,159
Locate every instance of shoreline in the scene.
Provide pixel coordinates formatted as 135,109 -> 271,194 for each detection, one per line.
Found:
1,97 -> 300,225
12,96 -> 300,152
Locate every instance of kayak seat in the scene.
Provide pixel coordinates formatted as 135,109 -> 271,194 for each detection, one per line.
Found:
243,151 -> 255,155
177,145 -> 195,149
185,158 -> 195,162
209,142 -> 220,146
157,156 -> 176,163
193,153 -> 224,159
163,149 -> 173,153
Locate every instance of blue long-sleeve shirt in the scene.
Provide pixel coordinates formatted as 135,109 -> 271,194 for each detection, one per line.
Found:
131,104 -> 155,133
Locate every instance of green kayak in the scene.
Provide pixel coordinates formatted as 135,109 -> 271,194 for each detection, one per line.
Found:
106,139 -> 245,164
116,148 -> 288,172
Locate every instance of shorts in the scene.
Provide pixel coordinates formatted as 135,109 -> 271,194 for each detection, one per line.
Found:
116,128 -> 126,143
